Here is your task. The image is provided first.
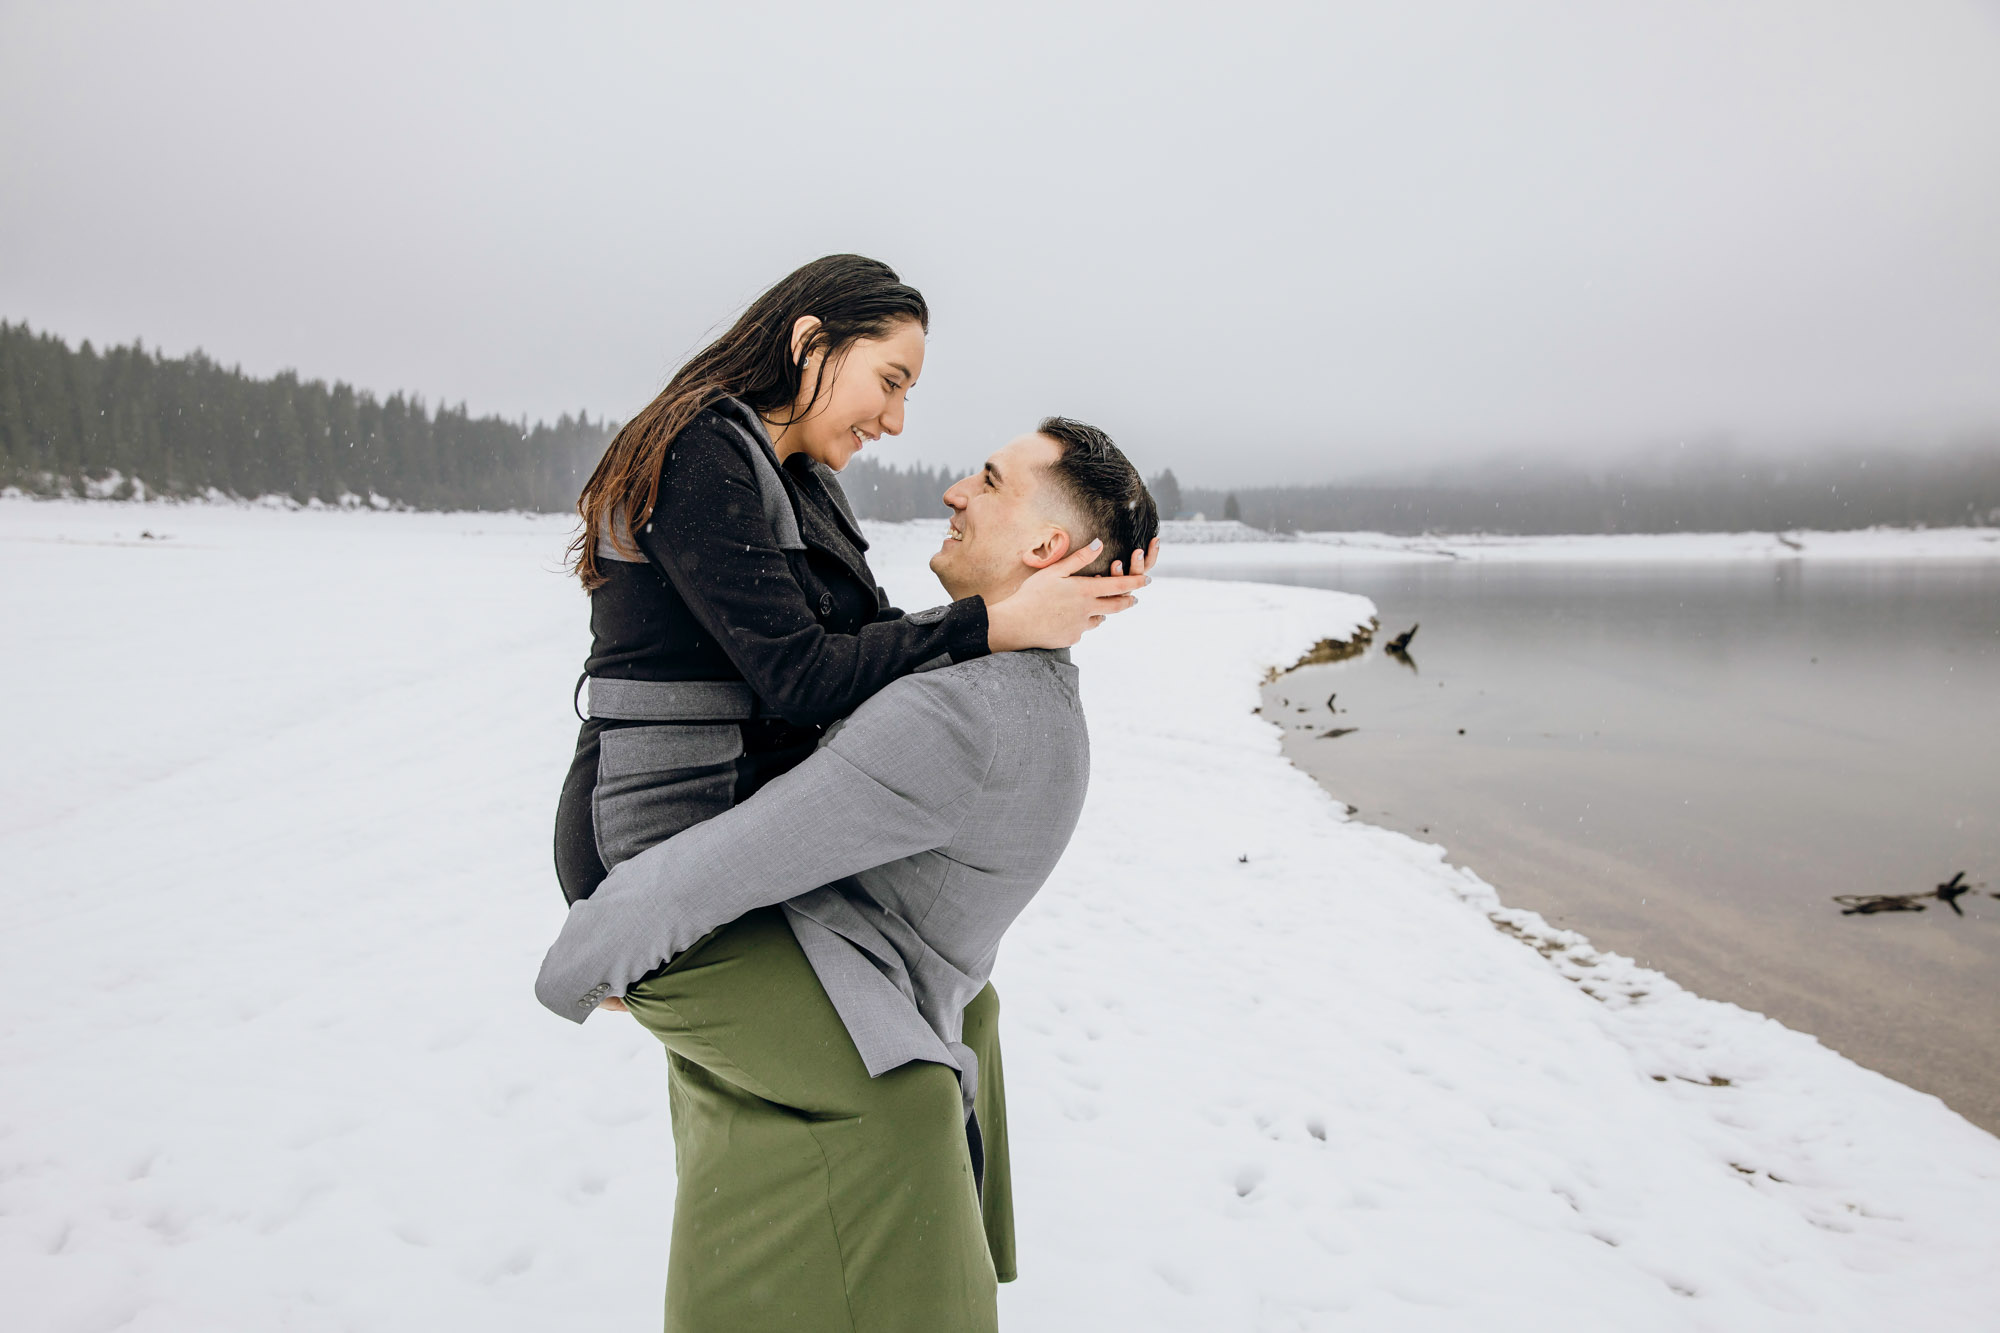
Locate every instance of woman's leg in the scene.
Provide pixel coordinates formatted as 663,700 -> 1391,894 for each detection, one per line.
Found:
622,906 -> 997,1333
960,983 -> 1017,1283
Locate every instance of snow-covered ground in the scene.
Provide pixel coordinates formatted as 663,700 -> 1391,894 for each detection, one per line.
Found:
1150,520 -> 2000,566
4,497 -> 1997,1331
1157,519 -> 1292,544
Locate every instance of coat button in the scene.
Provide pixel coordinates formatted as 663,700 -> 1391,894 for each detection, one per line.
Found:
818,592 -> 834,617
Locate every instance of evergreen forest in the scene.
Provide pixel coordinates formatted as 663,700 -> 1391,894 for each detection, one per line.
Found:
836,457 -> 966,521
0,322 -> 612,510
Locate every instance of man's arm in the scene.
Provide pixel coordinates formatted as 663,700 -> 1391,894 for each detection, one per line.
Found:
534,672 -> 997,1023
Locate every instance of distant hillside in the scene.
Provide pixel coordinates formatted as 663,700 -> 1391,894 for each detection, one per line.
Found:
837,456 -> 964,521
0,322 -> 612,510
15,320 -> 1991,532
1183,442 -> 2000,535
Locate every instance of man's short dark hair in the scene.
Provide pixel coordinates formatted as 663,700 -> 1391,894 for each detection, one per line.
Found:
1036,416 -> 1161,575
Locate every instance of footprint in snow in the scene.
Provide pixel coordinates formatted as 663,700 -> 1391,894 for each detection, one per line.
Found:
482,1247 -> 536,1282
426,1025 -> 477,1053
585,1103 -> 649,1128
1061,1066 -> 1103,1092
145,1209 -> 190,1242
1307,1220 -> 1356,1254
1058,1095 -> 1100,1122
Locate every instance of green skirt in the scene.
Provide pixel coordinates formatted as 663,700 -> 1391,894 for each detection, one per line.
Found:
622,905 -> 1014,1332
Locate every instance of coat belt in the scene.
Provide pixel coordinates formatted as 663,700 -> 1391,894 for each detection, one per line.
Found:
582,677 -> 758,722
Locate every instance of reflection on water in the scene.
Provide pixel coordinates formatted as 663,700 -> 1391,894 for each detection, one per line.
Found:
1182,557 -> 2000,1134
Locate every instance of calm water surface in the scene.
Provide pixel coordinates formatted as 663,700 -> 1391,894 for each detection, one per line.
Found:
1177,557 -> 2000,1133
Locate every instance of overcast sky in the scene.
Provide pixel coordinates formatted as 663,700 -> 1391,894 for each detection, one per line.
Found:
3,1 -> 1997,485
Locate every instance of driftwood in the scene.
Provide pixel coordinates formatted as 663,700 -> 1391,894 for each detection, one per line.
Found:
1317,727 -> 1358,740
1264,618 -> 1380,681
1835,871 -> 1977,917
1835,894 -> 1928,915
1384,623 -> 1420,673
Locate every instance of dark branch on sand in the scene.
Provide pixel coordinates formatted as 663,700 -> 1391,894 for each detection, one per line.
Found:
1834,871 -> 1978,917
1265,618 -> 1380,681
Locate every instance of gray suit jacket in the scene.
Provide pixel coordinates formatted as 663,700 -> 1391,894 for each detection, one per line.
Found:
534,648 -> 1089,1109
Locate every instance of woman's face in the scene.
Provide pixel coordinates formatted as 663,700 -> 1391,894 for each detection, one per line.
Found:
786,318 -> 926,471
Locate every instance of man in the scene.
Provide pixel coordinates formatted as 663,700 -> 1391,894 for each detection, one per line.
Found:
536,416 -> 1160,1332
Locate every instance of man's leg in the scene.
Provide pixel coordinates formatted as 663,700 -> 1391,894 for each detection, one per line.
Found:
622,906 -> 997,1333
961,983 -> 1017,1283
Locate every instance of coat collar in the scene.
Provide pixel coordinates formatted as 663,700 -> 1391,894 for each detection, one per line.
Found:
787,457 -> 875,588
712,397 -> 875,589
802,457 -> 871,553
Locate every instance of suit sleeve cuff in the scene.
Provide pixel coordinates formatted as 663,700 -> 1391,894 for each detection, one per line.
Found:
943,596 -> 990,662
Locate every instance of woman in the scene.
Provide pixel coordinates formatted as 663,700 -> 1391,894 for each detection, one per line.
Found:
556,253 -> 1147,904
553,255 -> 1151,1324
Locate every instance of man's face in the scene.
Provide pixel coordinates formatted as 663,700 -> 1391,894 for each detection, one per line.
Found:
930,432 -> 1071,599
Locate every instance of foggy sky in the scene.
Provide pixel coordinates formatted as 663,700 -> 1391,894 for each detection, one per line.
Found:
4,1 -> 1998,486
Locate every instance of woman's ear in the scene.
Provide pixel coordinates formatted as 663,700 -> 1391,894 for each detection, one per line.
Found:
1022,527 -> 1075,570
789,316 -> 823,368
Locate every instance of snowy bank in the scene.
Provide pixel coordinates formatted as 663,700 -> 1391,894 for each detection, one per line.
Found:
3,498 -> 1997,1331
1146,522 -> 2000,567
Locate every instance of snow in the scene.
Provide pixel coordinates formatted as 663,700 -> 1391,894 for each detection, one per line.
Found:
1158,519 -> 1296,544
4,496 -> 1997,1331
1144,523 -> 2000,566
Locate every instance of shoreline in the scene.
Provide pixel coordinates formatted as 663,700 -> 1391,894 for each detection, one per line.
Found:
1231,547 -> 2000,1139
1156,519 -> 2000,563
1259,667 -> 2000,1137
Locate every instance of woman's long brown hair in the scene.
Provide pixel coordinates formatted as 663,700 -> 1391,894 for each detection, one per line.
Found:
569,254 -> 929,589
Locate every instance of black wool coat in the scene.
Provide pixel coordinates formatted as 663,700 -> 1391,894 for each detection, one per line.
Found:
554,398 -> 987,902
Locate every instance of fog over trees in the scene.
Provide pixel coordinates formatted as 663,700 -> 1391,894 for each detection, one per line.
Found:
5,321 -> 1996,533
1181,443 -> 2000,534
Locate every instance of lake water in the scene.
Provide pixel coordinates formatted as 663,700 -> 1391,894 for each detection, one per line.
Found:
1176,556 -> 2000,1134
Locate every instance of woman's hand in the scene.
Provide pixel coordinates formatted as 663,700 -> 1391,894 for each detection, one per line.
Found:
985,536 -> 1160,652
1109,537 -> 1161,581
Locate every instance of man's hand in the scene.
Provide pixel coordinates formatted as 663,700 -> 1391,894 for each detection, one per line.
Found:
597,995 -> 629,1013
985,537 -> 1157,651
